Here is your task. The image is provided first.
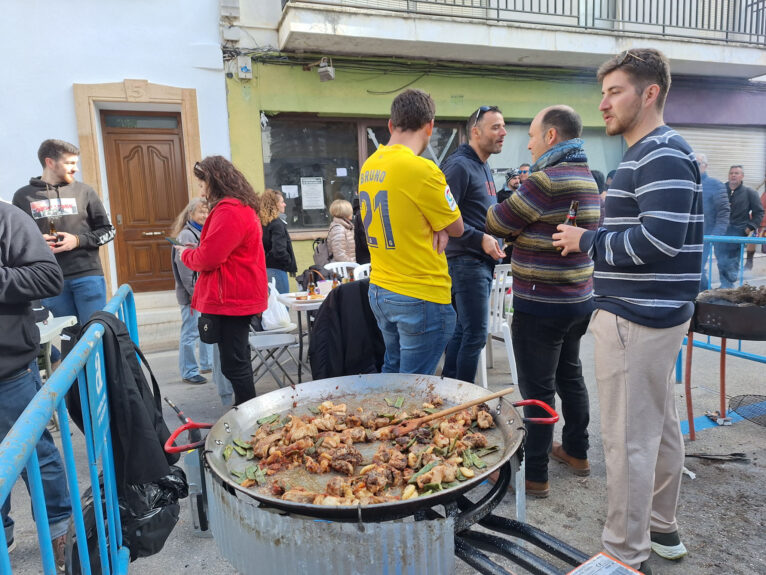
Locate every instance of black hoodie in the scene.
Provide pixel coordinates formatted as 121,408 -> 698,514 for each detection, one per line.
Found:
0,201 -> 63,379
13,178 -> 115,279
440,143 -> 500,264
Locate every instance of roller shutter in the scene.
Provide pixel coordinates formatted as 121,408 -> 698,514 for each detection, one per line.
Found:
671,125 -> 766,190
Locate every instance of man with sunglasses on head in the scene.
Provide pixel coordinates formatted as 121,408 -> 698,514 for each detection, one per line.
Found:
554,49 -> 702,575
440,106 -> 506,384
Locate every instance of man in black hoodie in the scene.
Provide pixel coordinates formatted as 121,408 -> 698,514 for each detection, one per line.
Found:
0,199 -> 71,566
440,106 -> 506,383
13,139 -> 115,351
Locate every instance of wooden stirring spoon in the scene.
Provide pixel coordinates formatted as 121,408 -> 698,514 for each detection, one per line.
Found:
390,386 -> 516,438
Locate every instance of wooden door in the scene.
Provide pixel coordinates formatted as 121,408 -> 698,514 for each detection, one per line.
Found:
102,112 -> 189,292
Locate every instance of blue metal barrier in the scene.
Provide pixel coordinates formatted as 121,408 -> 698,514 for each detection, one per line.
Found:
0,285 -> 136,574
676,235 -> 766,384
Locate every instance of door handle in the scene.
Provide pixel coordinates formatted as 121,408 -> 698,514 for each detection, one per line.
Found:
116,214 -> 123,225
141,231 -> 165,236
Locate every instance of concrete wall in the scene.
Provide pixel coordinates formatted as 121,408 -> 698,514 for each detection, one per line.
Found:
0,0 -> 230,201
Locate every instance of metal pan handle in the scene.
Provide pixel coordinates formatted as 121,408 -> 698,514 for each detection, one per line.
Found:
164,420 -> 213,453
513,399 -> 559,425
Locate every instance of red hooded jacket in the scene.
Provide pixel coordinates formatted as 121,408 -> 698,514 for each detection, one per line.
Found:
181,197 -> 267,316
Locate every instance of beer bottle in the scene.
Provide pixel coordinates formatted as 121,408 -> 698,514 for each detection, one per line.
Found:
49,219 -> 57,236
332,272 -> 340,289
556,200 -> 579,251
307,273 -> 317,296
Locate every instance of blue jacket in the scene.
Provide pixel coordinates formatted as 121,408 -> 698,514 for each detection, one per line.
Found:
701,172 -> 729,236
440,143 -> 499,263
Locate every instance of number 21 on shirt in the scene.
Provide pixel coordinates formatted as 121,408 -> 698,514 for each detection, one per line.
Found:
359,190 -> 396,249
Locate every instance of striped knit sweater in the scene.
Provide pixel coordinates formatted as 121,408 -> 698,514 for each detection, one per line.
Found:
579,126 -> 703,329
486,161 -> 601,316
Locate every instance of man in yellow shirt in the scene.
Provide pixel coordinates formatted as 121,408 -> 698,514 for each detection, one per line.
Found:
359,89 -> 464,374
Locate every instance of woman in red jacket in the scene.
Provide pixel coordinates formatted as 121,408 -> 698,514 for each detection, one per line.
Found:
178,156 -> 267,405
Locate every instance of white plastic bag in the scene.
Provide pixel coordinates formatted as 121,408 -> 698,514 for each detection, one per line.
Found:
261,279 -> 291,330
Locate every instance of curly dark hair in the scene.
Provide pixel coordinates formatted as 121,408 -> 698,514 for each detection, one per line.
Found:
390,89 -> 435,132
193,156 -> 260,213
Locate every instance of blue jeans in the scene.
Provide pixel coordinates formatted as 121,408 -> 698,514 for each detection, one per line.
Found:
1,362 -> 72,540
267,268 -> 290,295
700,240 -> 725,291
442,255 -> 494,383
368,284 -> 456,375
42,275 -> 106,324
716,228 -> 745,288
179,305 -> 212,379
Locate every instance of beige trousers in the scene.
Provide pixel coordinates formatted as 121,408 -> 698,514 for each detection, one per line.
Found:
590,309 -> 689,568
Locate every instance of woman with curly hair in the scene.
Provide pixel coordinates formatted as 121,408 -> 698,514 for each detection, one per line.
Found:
177,156 -> 267,405
260,189 -> 296,294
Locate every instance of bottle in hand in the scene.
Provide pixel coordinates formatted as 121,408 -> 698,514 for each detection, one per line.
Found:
556,200 -> 579,251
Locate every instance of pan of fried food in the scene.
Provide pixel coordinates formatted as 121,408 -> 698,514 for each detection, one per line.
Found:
203,373 -> 557,520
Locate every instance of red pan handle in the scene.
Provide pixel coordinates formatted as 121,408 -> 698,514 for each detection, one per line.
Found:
164,420 -> 213,454
513,399 -> 559,425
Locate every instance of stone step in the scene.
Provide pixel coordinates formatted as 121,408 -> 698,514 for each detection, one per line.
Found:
134,291 -> 181,353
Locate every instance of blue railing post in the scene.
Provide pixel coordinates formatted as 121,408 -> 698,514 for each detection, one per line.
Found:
0,285 -> 136,574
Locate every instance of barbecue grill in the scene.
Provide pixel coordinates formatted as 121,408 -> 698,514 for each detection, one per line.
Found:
172,374 -> 590,574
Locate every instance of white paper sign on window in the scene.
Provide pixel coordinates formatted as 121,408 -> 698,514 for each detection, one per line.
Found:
300,177 -> 325,210
282,185 -> 299,199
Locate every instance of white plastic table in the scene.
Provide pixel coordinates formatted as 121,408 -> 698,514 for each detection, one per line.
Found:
276,292 -> 326,381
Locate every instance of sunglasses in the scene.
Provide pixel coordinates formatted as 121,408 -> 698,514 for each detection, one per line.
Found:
519,169 -> 529,174
193,161 -> 205,179
473,105 -> 500,128
616,50 -> 646,65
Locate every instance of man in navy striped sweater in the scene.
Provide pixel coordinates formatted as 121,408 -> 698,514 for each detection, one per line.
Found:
554,49 -> 702,575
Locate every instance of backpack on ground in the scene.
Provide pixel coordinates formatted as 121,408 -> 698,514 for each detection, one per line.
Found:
312,237 -> 333,268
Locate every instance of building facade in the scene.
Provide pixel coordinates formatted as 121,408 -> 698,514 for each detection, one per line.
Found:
227,0 -> 766,269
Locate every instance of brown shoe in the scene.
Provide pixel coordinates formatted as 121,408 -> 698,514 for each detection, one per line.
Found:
550,442 -> 590,476
52,533 -> 66,573
525,479 -> 550,498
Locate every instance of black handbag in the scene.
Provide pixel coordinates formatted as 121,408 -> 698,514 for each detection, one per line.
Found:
198,313 -> 221,344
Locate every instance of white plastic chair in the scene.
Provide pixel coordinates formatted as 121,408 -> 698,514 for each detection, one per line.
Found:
324,261 -> 359,280
353,263 -> 371,281
478,264 -> 517,388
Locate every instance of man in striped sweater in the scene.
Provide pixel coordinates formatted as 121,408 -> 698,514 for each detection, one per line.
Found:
486,105 -> 600,498
554,49 -> 702,575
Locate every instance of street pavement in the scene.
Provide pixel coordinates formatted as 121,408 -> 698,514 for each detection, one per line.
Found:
6,257 -> 766,574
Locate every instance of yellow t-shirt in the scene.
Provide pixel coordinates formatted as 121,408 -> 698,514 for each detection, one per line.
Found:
358,144 -> 461,304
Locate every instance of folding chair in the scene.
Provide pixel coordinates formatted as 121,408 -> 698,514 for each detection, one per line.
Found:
249,324 -> 308,388
353,263 -> 371,280
324,261 -> 359,280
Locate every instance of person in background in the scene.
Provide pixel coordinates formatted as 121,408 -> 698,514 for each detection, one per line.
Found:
1,200 -> 70,570
170,198 -> 212,385
440,105 -> 506,384
718,165 -> 763,285
554,48 -> 701,575
260,189 -> 297,294
327,199 -> 356,263
606,169 -> 617,188
178,157 -> 267,406
13,139 -> 115,355
498,169 -> 521,264
591,169 -> 607,227
696,153 -> 730,290
518,163 -> 531,183
352,195 -> 371,265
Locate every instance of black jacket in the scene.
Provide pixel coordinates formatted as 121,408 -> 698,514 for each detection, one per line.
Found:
0,201 -> 63,379
726,183 -> 764,234
262,217 -> 297,274
67,311 -> 180,488
309,279 -> 385,379
441,143 -> 500,264
13,178 -> 115,279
